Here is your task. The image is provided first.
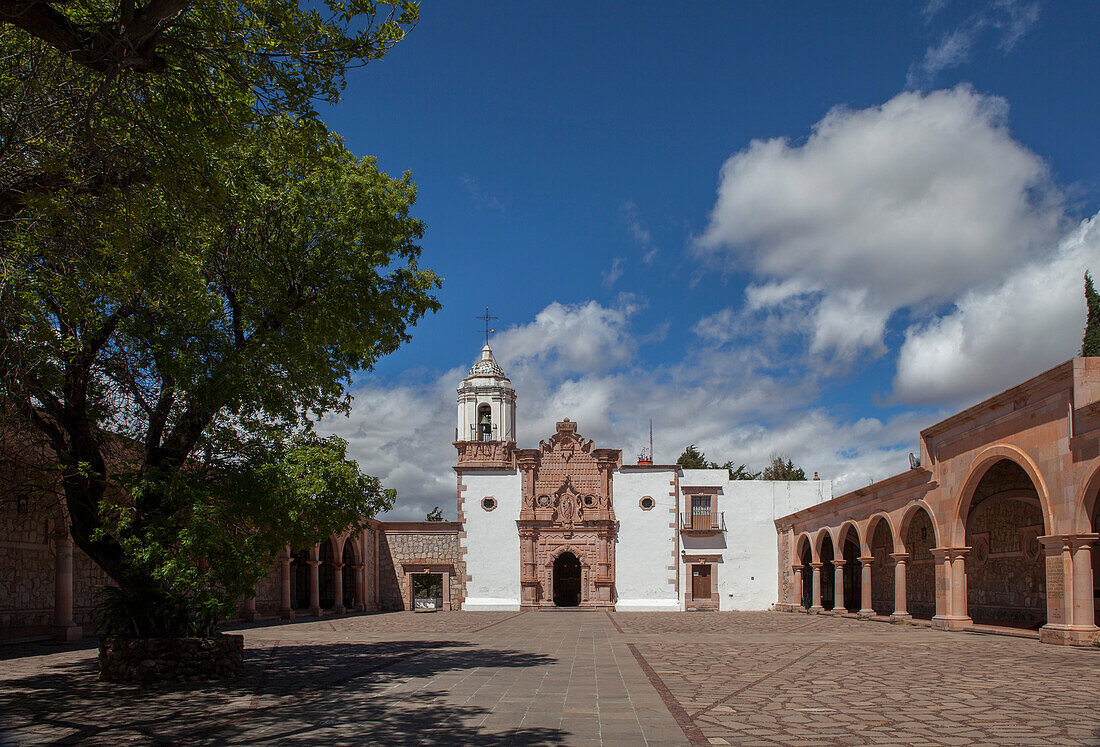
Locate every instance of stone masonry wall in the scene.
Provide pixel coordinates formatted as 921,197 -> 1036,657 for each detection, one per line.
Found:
869,521 -> 894,616
905,510 -> 936,620
378,529 -> 464,611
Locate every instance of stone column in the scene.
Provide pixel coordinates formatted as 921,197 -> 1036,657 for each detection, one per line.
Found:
353,563 -> 365,611
833,560 -> 846,614
333,562 -> 345,614
242,590 -> 258,622
950,548 -> 970,628
809,562 -> 824,613
52,522 -> 81,642
791,566 -> 804,611
279,548 -> 294,619
443,570 -> 451,610
1071,535 -> 1097,631
858,556 -> 874,618
308,544 -> 321,617
890,553 -> 911,621
1039,534 -> 1100,645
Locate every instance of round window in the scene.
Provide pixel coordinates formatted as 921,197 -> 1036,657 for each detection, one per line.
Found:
481,497 -> 497,512
584,495 -> 595,507
639,496 -> 655,510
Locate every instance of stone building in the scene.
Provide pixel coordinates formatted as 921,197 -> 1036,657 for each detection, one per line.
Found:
774,357 -> 1100,646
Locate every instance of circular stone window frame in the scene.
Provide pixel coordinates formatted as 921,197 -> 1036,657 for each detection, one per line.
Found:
481,497 -> 497,512
639,496 -> 655,511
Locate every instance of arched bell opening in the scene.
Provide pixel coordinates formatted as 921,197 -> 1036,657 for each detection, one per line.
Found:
477,403 -> 493,441
290,548 -> 311,610
341,541 -> 357,610
964,459 -> 1047,629
553,552 -> 582,607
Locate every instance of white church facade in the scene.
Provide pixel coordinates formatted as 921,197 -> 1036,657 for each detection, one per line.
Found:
453,342 -> 831,612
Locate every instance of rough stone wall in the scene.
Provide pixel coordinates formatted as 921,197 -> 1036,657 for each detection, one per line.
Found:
869,521 -> 894,615
905,510 -> 936,620
777,530 -> 790,606
378,530 -> 464,611
254,562 -> 282,617
966,461 -> 1046,628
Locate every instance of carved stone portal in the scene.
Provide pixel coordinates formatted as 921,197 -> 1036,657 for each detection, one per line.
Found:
516,419 -> 621,609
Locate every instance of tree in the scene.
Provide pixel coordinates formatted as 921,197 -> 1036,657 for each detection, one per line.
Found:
676,445 -> 758,480
1083,272 -> 1100,357
760,454 -> 807,481
0,0 -> 417,231
426,506 -> 443,522
0,118 -> 440,635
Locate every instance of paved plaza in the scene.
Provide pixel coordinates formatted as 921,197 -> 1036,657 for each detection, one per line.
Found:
2,611 -> 1099,746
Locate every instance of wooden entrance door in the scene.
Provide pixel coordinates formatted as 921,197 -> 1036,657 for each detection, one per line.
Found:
691,564 -> 711,602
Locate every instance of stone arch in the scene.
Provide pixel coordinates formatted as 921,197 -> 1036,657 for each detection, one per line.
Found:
340,537 -> 358,610
837,522 -> 862,613
963,458 -> 1048,629
866,513 -> 895,616
900,503 -> 937,620
897,500 -> 941,553
1073,457 -> 1100,532
812,527 -> 832,559
951,444 -> 1053,544
318,537 -> 338,609
795,532 -> 816,564
862,512 -> 898,557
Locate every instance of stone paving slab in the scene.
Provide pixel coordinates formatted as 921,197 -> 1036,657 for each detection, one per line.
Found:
1,611 -> 1099,745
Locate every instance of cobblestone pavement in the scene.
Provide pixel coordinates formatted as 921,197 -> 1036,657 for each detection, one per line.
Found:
2,611 -> 1100,746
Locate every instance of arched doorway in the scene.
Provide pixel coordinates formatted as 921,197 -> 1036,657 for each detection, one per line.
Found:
905,508 -> 936,620
291,548 -> 311,610
553,552 -> 582,607
799,541 -> 813,610
819,534 -> 835,611
869,518 -> 894,616
964,459 -> 1046,629
341,541 -> 357,610
840,526 -> 861,613
319,540 -> 336,610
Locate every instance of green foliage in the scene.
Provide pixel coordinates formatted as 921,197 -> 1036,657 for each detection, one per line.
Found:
1082,272 -> 1100,357
426,506 -> 444,522
676,445 -> 758,480
760,454 -> 807,481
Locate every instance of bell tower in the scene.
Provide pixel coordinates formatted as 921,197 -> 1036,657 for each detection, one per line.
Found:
454,312 -> 516,468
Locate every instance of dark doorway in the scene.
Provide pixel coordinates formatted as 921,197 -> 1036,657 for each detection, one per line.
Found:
553,552 -> 582,607
692,565 -> 712,601
319,540 -> 336,609
341,542 -> 356,610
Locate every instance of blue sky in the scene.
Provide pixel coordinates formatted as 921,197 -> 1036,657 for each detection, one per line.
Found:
315,1 -> 1100,519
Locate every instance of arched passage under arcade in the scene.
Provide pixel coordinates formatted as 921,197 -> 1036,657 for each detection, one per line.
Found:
964,459 -> 1047,629
868,516 -> 895,617
291,548 -> 311,610
341,540 -> 357,610
818,533 -> 835,611
838,524 -> 861,613
903,505 -> 937,620
319,540 -> 337,610
797,536 -> 813,610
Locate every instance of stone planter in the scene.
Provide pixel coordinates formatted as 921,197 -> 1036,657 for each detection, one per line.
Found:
98,634 -> 244,682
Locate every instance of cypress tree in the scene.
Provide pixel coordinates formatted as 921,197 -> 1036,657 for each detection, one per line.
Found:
1083,273 -> 1100,356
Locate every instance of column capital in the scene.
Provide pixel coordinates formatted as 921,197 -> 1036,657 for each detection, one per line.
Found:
809,562 -> 824,570
832,559 -> 846,567
858,555 -> 875,567
1040,533 -> 1099,551
889,552 -> 909,563
307,559 -> 320,568
931,546 -> 969,561
334,562 -> 344,571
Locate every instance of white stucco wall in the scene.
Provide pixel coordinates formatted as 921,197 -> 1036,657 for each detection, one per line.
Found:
459,470 -> 522,610
678,471 -> 831,611
612,469 -> 679,610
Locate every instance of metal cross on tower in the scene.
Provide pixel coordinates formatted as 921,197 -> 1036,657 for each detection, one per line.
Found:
476,306 -> 498,345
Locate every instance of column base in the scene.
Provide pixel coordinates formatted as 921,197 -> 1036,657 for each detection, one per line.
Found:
279,608 -> 295,620
891,612 -> 912,623
1039,623 -> 1100,646
53,624 -> 82,642
808,605 -> 825,614
310,607 -> 323,618
857,609 -> 875,619
242,609 -> 260,622
932,614 -> 972,631
334,604 -> 346,615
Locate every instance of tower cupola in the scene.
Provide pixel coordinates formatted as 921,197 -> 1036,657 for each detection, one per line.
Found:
457,342 -> 516,444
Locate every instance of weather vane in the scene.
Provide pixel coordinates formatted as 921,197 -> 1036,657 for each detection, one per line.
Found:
476,306 -> 498,345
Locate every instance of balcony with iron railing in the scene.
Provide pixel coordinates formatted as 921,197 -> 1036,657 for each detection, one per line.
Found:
680,511 -> 725,535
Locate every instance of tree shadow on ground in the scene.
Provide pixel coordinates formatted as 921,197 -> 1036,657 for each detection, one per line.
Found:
0,640 -> 567,745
